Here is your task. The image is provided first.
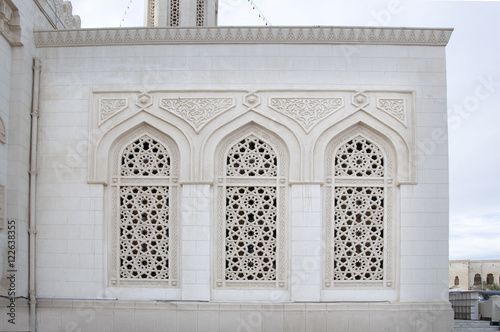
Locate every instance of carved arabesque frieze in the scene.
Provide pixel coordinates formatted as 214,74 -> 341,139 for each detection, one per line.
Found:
89,90 -> 414,184
160,97 -> 235,132
34,26 -> 452,48
269,98 -> 344,133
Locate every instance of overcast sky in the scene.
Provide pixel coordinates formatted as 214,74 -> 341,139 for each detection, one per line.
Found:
69,0 -> 500,261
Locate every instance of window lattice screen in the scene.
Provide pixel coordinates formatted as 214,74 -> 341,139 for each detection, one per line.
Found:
224,135 -> 278,283
333,136 -> 386,282
118,136 -> 171,281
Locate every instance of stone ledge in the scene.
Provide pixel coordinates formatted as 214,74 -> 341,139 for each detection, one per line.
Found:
34,26 -> 453,48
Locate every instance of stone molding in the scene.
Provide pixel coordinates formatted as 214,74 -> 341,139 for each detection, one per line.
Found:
0,0 -> 21,46
34,26 -> 452,48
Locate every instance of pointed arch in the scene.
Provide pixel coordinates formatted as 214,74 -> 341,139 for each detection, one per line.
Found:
213,123 -> 289,289
202,111 -> 300,182
312,111 -> 414,184
89,112 -> 191,183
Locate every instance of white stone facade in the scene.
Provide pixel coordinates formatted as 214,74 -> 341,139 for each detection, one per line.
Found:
0,0 -> 453,331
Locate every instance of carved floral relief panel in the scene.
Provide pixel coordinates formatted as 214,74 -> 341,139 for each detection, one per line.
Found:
269,98 -> 344,133
160,97 -> 235,132
89,90 -> 414,184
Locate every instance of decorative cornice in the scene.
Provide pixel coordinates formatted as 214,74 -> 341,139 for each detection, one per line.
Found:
34,26 -> 453,48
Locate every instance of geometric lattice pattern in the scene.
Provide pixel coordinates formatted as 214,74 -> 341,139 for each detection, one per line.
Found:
119,185 -> 170,279
120,136 -> 170,177
170,0 -> 180,26
335,136 -> 384,177
196,0 -> 205,26
334,186 -> 384,281
225,186 -> 277,281
226,135 -> 277,177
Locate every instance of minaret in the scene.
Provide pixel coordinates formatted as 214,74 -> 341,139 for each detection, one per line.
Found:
144,0 -> 218,27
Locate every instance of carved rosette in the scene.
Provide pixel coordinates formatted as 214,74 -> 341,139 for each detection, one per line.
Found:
243,92 -> 261,111
377,98 -> 406,125
160,98 -> 235,132
351,92 -> 369,110
269,98 -> 344,133
135,92 -> 153,111
99,98 -> 128,125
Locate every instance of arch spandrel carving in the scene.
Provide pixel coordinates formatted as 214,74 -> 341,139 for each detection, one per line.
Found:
89,90 -> 413,184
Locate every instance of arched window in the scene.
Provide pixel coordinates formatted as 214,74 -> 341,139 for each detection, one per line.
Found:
215,131 -> 287,289
474,274 -> 482,286
109,133 -> 178,287
487,273 -> 494,285
454,276 -> 459,286
325,131 -> 395,288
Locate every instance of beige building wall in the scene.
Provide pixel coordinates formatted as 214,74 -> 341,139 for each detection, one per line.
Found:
450,260 -> 500,290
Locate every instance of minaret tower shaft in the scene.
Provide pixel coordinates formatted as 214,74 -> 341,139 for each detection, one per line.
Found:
144,0 -> 218,27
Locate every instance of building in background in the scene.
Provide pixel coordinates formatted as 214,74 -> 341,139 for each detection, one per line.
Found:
450,260 -> 500,291
0,0 -> 453,330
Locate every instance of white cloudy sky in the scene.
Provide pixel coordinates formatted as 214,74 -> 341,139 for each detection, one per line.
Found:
69,0 -> 500,260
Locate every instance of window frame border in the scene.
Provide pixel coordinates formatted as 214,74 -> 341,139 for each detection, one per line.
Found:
108,126 -> 180,288
323,126 -> 396,289
214,126 -> 289,290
